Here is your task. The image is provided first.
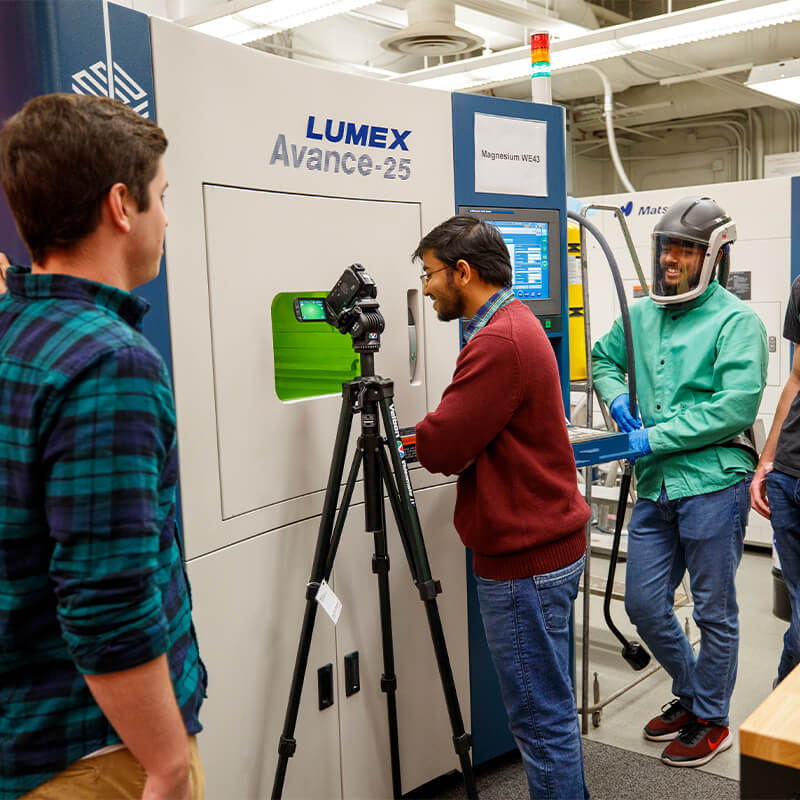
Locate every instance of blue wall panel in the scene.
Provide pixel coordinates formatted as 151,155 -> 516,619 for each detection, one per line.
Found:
792,176 -> 799,284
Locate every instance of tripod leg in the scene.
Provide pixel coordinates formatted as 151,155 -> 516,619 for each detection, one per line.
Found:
377,397 -> 479,800
362,403 -> 403,798
323,448 -> 362,579
377,447 -> 417,583
272,391 -> 356,800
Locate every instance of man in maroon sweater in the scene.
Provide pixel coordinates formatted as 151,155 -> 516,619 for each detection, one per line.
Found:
414,215 -> 590,799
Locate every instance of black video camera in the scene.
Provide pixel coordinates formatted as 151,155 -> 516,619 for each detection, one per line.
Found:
293,264 -> 385,353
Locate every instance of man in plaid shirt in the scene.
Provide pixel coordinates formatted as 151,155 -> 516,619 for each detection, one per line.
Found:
0,94 -> 206,799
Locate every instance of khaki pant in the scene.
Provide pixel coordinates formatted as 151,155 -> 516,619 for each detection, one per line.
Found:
21,736 -> 204,800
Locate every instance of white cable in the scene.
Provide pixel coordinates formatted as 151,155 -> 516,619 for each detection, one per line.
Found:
577,64 -> 635,193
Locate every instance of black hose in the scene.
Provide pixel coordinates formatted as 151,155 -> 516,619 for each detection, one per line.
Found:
567,209 -> 650,671
567,210 -> 637,419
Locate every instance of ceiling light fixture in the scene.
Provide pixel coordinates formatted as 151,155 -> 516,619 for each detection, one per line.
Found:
185,0 -> 375,43
746,58 -> 800,102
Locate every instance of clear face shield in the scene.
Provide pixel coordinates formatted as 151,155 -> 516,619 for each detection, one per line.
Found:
649,221 -> 736,305
651,235 -> 708,302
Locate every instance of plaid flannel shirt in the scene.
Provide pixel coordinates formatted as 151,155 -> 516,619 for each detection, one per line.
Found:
462,287 -> 516,344
0,267 -> 205,799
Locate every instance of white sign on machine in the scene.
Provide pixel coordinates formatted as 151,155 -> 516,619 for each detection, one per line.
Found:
474,112 -> 547,196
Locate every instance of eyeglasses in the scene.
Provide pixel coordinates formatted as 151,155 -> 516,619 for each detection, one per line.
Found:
419,266 -> 451,287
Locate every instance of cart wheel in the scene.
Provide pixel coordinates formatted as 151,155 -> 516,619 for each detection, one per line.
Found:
592,710 -> 602,728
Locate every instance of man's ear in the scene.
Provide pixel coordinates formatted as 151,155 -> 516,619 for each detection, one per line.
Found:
105,182 -> 133,233
454,258 -> 472,285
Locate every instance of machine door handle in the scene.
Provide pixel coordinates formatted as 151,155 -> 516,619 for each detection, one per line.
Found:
318,663 -> 334,710
407,290 -> 418,382
344,651 -> 360,696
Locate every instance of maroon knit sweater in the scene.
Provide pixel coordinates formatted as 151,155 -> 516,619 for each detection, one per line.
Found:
416,299 -> 589,580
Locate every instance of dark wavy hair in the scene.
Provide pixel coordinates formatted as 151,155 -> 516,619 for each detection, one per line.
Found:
413,215 -> 512,288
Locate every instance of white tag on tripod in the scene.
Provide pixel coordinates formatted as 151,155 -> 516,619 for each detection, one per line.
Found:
315,580 -> 342,625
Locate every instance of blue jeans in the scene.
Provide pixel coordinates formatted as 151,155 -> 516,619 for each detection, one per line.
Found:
475,556 -> 587,800
625,478 -> 751,726
764,469 -> 800,683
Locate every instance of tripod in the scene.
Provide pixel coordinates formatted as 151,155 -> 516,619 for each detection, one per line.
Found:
271,347 -> 478,800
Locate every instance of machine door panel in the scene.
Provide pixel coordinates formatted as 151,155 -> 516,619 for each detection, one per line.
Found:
187,519 -> 340,800
332,482 -> 469,796
202,185 -> 425,525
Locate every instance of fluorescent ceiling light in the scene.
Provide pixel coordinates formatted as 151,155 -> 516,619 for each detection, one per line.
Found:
746,58 -> 800,102
193,15 -> 253,39
395,0 -> 800,91
185,0 -> 374,42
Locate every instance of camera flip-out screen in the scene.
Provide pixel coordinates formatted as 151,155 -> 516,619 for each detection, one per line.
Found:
294,297 -> 328,322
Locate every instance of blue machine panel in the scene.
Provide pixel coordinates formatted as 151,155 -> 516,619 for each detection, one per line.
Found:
451,93 -> 637,765
792,176 -> 800,284
452,93 -> 569,765
0,0 -> 172,377
452,93 -> 569,402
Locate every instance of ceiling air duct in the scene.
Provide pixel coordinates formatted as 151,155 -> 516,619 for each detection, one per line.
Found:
381,0 -> 484,57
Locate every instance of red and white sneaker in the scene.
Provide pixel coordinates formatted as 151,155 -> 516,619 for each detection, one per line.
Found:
660,719 -> 732,767
643,699 -> 696,741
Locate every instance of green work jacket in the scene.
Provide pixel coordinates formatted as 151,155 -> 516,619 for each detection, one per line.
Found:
591,281 -> 768,501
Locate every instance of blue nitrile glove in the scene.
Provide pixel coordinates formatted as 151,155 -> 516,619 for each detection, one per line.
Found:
627,427 -> 652,463
609,393 -> 642,433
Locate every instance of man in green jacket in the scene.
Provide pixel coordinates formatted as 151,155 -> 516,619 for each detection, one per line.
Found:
592,196 -> 767,768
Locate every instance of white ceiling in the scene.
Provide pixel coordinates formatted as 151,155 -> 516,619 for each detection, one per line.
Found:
127,0 -> 800,176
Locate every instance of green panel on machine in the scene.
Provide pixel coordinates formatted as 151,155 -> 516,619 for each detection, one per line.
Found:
271,292 -> 359,401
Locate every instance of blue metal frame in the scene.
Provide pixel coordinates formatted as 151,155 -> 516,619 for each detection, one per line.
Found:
793,176 -> 800,285
452,92 -> 571,765
573,431 -> 638,466
452,93 -> 569,405
788,176 -> 800,372
0,1 -> 172,377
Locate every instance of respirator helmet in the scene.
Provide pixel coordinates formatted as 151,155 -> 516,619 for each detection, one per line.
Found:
650,195 -> 736,305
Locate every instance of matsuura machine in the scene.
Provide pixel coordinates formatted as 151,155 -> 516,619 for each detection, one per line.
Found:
0,3 -> 633,797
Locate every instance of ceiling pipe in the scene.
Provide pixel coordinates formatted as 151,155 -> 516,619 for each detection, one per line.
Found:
793,110 -> 800,151
574,64 -> 635,192
783,109 -> 796,152
631,118 -> 748,181
626,108 -> 752,174
751,109 -> 764,179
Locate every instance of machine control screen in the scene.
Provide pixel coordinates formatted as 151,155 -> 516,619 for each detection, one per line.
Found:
492,221 -> 550,300
458,206 -> 560,323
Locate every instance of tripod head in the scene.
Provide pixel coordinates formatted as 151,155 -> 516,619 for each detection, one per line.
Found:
294,264 -> 385,355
